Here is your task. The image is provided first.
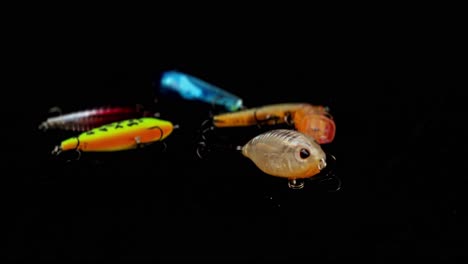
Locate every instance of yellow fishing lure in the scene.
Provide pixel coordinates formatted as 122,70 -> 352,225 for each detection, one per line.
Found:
52,117 -> 174,154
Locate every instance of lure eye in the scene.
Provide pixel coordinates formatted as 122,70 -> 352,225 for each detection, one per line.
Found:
299,148 -> 310,159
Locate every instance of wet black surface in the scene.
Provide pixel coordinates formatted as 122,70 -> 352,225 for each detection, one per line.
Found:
4,33 -> 465,261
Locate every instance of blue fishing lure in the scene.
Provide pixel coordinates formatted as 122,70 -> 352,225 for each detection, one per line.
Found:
159,70 -> 244,112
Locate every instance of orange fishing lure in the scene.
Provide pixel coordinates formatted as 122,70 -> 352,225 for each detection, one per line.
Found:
210,103 -> 336,144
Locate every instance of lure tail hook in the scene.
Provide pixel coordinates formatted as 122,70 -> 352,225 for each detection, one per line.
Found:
39,106 -> 63,131
160,141 -> 168,152
195,119 -> 215,159
51,145 -> 62,156
195,141 -> 210,159
51,146 -> 82,162
195,118 -> 243,159
195,141 -> 242,160
314,153 -> 341,192
198,119 -> 216,142
320,172 -> 342,192
71,149 -> 82,162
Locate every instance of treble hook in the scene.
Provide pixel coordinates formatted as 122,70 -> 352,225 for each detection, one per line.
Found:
195,140 -> 242,160
160,141 -> 168,152
51,145 -> 82,162
311,171 -> 342,192
313,153 -> 341,192
72,149 -> 82,162
198,119 -> 215,142
196,141 -> 210,159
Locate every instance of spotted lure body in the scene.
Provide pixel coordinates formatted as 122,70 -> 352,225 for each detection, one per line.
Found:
160,70 -> 243,112
212,103 -> 336,144
241,129 -> 327,180
52,117 -> 174,154
39,105 -> 152,132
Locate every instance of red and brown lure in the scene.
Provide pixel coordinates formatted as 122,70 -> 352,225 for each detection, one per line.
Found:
38,105 -> 155,132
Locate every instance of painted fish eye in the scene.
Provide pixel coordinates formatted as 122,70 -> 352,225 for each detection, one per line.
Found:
299,148 -> 310,159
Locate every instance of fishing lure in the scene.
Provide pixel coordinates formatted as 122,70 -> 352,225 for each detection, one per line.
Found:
241,129 -> 327,189
38,105 -> 155,132
159,70 -> 244,112
206,103 -> 336,144
51,117 -> 174,155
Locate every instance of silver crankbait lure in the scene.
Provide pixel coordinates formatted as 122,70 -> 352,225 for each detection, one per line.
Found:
241,129 -> 327,189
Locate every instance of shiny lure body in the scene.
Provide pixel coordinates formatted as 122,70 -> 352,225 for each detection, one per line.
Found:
242,129 -> 327,182
52,117 -> 174,154
160,70 -> 243,112
39,105 -> 152,132
212,103 -> 336,144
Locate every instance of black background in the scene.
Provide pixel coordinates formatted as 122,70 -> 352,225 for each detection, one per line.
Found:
3,18 -> 465,261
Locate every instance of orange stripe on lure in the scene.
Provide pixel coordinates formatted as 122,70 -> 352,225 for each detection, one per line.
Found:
52,117 -> 174,154
211,103 -> 336,144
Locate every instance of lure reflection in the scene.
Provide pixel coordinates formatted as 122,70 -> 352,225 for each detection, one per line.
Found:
241,129 -> 327,189
51,117 -> 174,156
39,105 -> 154,132
208,102 -> 336,144
159,70 -> 244,112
